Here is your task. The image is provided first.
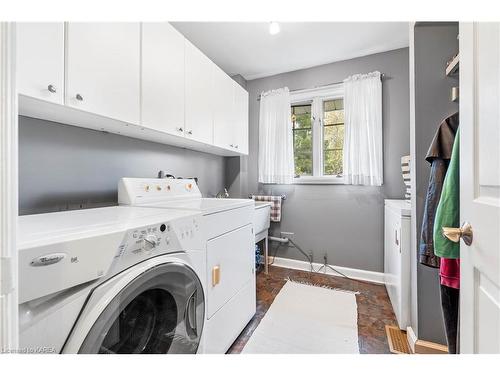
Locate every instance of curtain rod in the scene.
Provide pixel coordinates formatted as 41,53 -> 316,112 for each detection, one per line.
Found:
256,73 -> 385,101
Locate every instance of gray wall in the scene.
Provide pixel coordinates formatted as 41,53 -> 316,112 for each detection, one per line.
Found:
413,23 -> 459,344
19,116 -> 226,215
232,48 -> 410,273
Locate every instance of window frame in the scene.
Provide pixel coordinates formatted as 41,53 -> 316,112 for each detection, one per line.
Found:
290,84 -> 345,185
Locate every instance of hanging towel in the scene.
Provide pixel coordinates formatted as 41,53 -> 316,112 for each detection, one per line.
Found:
433,128 -> 460,259
251,195 -> 283,222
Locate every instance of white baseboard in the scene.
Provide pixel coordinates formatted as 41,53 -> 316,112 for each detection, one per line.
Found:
406,326 -> 418,353
271,256 -> 385,285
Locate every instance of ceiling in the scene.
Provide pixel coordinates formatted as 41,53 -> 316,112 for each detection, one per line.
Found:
172,22 -> 409,81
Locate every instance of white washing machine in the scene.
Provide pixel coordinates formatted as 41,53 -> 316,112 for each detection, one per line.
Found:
118,178 -> 256,353
18,206 -> 206,354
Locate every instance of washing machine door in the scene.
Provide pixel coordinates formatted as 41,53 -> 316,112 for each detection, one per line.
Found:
78,262 -> 204,354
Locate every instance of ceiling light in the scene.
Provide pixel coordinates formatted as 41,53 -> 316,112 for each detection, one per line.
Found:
269,22 -> 280,35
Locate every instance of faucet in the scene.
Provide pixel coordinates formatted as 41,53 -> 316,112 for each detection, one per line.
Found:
157,171 -> 176,179
216,188 -> 229,199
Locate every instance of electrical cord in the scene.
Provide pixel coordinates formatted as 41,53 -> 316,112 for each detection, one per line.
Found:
268,242 -> 282,266
269,237 -> 376,286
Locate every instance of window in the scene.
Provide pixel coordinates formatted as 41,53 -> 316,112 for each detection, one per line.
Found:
291,104 -> 313,176
322,99 -> 344,176
290,84 -> 344,184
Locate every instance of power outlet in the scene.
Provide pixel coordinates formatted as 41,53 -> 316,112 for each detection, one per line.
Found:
280,231 -> 294,240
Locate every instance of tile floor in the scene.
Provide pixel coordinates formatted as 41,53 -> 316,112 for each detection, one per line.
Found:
227,265 -> 398,354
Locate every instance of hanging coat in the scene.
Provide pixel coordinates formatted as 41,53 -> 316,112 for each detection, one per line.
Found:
434,129 -> 460,259
419,112 -> 459,268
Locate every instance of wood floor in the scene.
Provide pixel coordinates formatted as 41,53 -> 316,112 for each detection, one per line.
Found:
227,265 -> 398,354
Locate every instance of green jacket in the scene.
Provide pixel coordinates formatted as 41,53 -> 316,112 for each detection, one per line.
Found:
433,129 -> 460,259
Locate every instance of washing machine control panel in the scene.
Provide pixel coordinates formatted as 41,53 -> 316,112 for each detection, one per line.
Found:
118,178 -> 202,205
109,214 -> 203,275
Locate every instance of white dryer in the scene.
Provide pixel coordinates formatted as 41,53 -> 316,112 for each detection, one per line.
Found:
118,178 -> 256,353
18,206 -> 206,354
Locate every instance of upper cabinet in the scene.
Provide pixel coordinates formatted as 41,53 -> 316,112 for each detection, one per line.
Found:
213,64 -> 236,149
65,23 -> 141,124
16,22 -> 248,156
142,23 -> 185,136
185,39 -> 214,144
234,83 -> 249,154
16,23 -> 65,104
213,73 -> 249,155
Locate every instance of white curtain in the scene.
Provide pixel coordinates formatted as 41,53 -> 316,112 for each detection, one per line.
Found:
343,71 -> 383,186
258,87 -> 295,184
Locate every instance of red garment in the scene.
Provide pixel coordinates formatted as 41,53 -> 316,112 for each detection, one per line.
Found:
440,258 -> 460,289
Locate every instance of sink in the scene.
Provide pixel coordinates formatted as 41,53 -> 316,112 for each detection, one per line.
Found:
254,202 -> 271,235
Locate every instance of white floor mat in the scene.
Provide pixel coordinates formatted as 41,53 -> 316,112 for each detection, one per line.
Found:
242,280 -> 360,354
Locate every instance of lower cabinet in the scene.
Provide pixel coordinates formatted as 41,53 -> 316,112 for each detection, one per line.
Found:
204,223 -> 256,353
206,224 -> 254,319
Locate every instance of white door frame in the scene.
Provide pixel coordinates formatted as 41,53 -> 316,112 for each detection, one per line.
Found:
407,21 -> 419,341
0,22 -> 18,351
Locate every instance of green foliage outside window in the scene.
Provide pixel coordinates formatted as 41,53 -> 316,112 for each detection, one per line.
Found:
323,99 -> 344,176
292,105 -> 312,176
291,98 -> 344,178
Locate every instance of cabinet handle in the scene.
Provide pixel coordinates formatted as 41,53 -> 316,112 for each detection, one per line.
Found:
187,130 -> 193,135
234,144 -> 239,149
229,144 -> 234,148
212,265 -> 220,286
75,93 -> 84,101
395,229 -> 400,252
176,127 -> 183,132
47,84 -> 57,93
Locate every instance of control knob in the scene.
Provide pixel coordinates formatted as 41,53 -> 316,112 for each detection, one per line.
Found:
142,234 -> 159,252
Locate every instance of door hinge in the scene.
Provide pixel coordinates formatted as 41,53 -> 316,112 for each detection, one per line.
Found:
0,257 -> 14,296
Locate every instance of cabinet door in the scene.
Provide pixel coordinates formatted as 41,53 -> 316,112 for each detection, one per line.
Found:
206,224 -> 254,319
185,39 -> 214,144
65,23 -> 140,124
16,22 -> 64,104
233,83 -> 249,154
142,22 -> 185,136
212,65 -> 235,149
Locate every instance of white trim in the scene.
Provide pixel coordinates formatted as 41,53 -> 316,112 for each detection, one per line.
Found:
271,256 -> 385,285
293,175 -> 345,185
408,21 -> 419,338
0,22 -> 19,350
406,325 -> 418,354
290,83 -> 344,103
